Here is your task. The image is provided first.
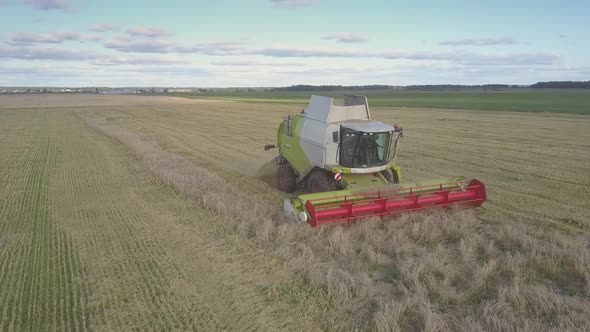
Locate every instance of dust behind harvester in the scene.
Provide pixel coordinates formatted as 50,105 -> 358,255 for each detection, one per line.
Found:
264,95 -> 487,227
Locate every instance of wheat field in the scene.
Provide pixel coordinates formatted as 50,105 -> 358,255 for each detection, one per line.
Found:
0,94 -> 589,331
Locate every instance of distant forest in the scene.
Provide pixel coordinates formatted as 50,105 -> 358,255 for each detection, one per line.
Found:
530,81 -> 590,89
271,85 -> 391,92
271,81 -> 590,92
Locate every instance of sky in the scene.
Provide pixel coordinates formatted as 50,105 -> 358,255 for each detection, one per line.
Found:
0,0 -> 588,87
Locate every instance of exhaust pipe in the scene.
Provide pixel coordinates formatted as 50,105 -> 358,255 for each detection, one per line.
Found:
264,144 -> 276,151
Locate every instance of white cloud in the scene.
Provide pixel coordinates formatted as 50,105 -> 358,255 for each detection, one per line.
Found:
0,44 -> 98,60
24,0 -> 69,10
10,31 -> 101,44
321,33 -> 368,43
439,37 -> 520,46
3,32 -> 561,69
251,46 -> 561,66
211,60 -> 303,67
103,37 -> 173,53
114,66 -> 208,77
92,55 -> 188,66
0,23 -> 575,87
89,23 -> 120,33
0,62 -> 209,87
104,37 -> 246,55
100,36 -> 563,66
126,26 -> 172,38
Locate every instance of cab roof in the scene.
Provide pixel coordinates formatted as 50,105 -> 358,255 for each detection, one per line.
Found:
340,120 -> 396,133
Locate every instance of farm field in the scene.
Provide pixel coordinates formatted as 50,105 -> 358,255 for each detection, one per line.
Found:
1,94 -> 589,331
169,89 -> 590,114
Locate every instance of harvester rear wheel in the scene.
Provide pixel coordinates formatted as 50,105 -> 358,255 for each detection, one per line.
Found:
306,170 -> 338,193
277,164 -> 297,193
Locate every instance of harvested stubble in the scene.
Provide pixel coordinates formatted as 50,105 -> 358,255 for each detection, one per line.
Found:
84,97 -> 590,331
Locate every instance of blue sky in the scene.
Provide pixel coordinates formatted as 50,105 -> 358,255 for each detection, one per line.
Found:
0,0 -> 588,87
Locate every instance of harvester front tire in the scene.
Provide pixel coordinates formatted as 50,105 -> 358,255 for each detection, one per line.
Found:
277,165 -> 297,193
383,169 -> 400,184
306,171 -> 337,193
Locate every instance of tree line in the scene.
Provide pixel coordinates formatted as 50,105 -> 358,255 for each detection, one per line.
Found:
530,81 -> 590,89
271,81 -> 590,91
271,85 -> 391,92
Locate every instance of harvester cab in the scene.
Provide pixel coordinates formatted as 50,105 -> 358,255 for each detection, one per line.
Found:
265,95 -> 486,227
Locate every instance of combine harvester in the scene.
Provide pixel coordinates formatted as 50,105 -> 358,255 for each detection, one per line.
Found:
265,95 -> 486,227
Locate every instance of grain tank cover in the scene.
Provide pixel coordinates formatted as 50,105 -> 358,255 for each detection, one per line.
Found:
304,95 -> 371,123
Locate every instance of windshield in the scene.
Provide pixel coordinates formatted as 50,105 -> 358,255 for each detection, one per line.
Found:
339,127 -> 393,168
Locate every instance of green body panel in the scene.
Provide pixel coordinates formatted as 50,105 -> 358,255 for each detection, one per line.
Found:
289,177 -> 466,214
341,173 -> 388,188
393,165 -> 402,181
329,164 -> 401,179
277,115 -> 312,176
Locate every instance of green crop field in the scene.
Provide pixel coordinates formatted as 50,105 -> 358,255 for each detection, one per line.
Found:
170,89 -> 590,114
0,94 -> 589,331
